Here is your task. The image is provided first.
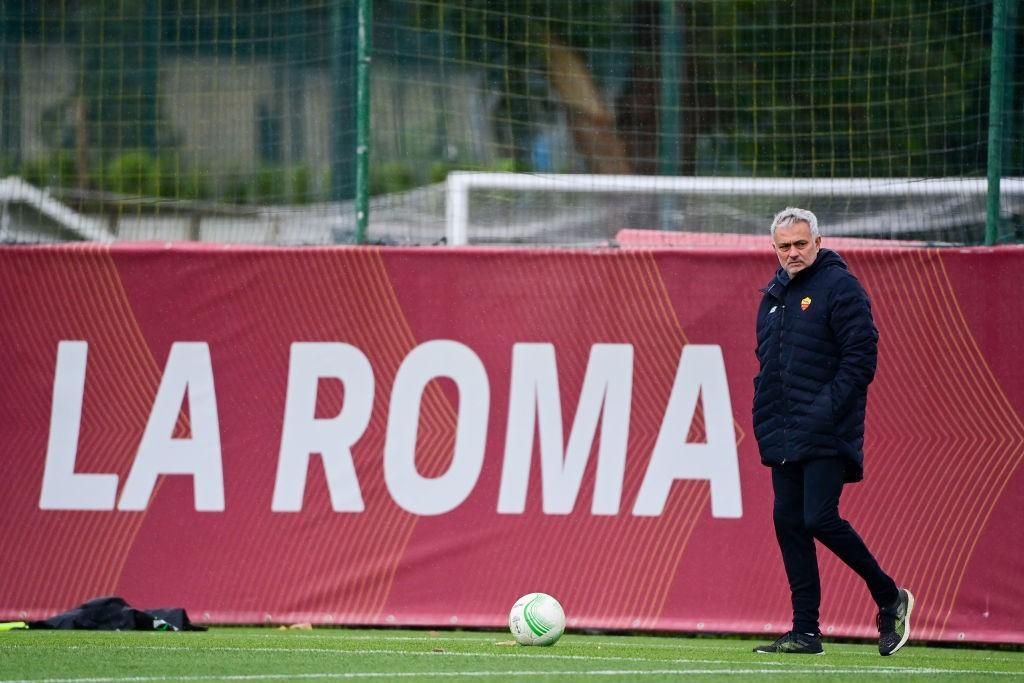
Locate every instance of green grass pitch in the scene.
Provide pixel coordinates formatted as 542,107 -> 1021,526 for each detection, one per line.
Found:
2,627 -> 1022,681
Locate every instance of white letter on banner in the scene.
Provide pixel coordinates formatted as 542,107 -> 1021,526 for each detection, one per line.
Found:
39,341 -> 119,510
384,340 -> 489,515
118,343 -> 224,511
633,344 -> 741,518
272,342 -> 373,512
498,343 -> 634,515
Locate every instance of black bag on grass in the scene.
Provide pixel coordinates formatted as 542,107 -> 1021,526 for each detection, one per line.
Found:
27,596 -> 206,631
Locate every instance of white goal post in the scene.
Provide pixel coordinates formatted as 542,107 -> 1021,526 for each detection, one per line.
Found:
1,177 -> 113,242
444,172 -> 1024,246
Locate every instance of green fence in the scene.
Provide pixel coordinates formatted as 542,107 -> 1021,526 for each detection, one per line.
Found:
1,1 -> 1021,245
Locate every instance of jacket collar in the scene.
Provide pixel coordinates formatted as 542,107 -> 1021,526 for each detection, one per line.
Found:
761,248 -> 847,299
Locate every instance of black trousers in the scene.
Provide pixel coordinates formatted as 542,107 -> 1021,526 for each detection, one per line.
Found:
771,457 -> 898,635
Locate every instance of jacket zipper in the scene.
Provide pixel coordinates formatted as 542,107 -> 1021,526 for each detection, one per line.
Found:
779,302 -> 788,463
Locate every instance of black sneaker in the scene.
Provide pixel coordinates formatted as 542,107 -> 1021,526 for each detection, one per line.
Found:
753,631 -> 824,654
878,588 -> 915,656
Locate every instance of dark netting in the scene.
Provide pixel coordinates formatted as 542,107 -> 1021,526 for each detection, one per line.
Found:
1,1 -> 1020,245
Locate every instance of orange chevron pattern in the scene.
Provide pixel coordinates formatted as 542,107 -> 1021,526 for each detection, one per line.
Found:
0,246 -> 168,612
829,248 -> 1024,640
0,243 -> 1021,643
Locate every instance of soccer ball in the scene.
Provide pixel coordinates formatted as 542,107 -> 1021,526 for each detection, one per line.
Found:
508,593 -> 565,646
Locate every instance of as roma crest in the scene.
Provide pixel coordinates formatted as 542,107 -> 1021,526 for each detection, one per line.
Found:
800,296 -> 812,311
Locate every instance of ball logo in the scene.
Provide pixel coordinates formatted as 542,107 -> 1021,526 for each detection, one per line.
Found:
800,296 -> 812,311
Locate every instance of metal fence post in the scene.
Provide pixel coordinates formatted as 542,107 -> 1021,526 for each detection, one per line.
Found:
658,0 -> 682,232
355,0 -> 372,244
330,0 -> 355,211
986,0 -> 1010,245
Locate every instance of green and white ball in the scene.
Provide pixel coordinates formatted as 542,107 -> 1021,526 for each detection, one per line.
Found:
508,593 -> 565,646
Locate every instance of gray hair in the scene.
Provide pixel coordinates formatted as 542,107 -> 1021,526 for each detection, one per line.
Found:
770,207 -> 819,237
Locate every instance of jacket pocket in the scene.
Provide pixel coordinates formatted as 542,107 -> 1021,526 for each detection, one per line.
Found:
808,384 -> 834,434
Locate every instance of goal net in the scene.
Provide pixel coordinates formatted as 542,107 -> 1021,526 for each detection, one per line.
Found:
443,173 -> 1024,246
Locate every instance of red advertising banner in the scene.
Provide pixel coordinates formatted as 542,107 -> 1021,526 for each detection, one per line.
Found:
1,242 -> 1022,644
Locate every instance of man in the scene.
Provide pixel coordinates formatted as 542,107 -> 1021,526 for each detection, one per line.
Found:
751,207 -> 913,656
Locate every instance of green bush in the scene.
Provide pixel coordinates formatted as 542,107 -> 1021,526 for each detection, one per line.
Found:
180,167 -> 212,201
222,169 -> 252,205
484,157 -> 523,173
20,150 -> 78,189
428,161 -> 457,184
369,160 -> 416,196
254,165 -> 287,204
157,162 -> 212,201
102,151 -> 159,197
289,164 -> 313,204
0,154 -> 16,176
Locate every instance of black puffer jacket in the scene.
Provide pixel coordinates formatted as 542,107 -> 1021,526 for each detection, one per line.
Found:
752,249 -> 877,482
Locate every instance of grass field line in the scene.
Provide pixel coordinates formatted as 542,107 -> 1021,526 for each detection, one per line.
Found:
0,643 -> 790,667
2,667 -> 1023,683
1,643 -> 1016,677
197,632 -> 1024,662
9,634 -> 1024,663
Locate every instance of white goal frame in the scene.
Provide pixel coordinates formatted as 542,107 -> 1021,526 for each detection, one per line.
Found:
444,172 -> 1024,246
0,177 -> 113,242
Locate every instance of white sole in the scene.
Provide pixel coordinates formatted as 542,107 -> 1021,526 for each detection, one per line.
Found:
885,589 -> 915,656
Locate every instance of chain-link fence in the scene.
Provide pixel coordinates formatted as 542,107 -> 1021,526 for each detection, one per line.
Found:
2,1 -> 1022,246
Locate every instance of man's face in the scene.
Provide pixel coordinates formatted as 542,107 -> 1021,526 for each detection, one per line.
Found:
773,220 -> 821,277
